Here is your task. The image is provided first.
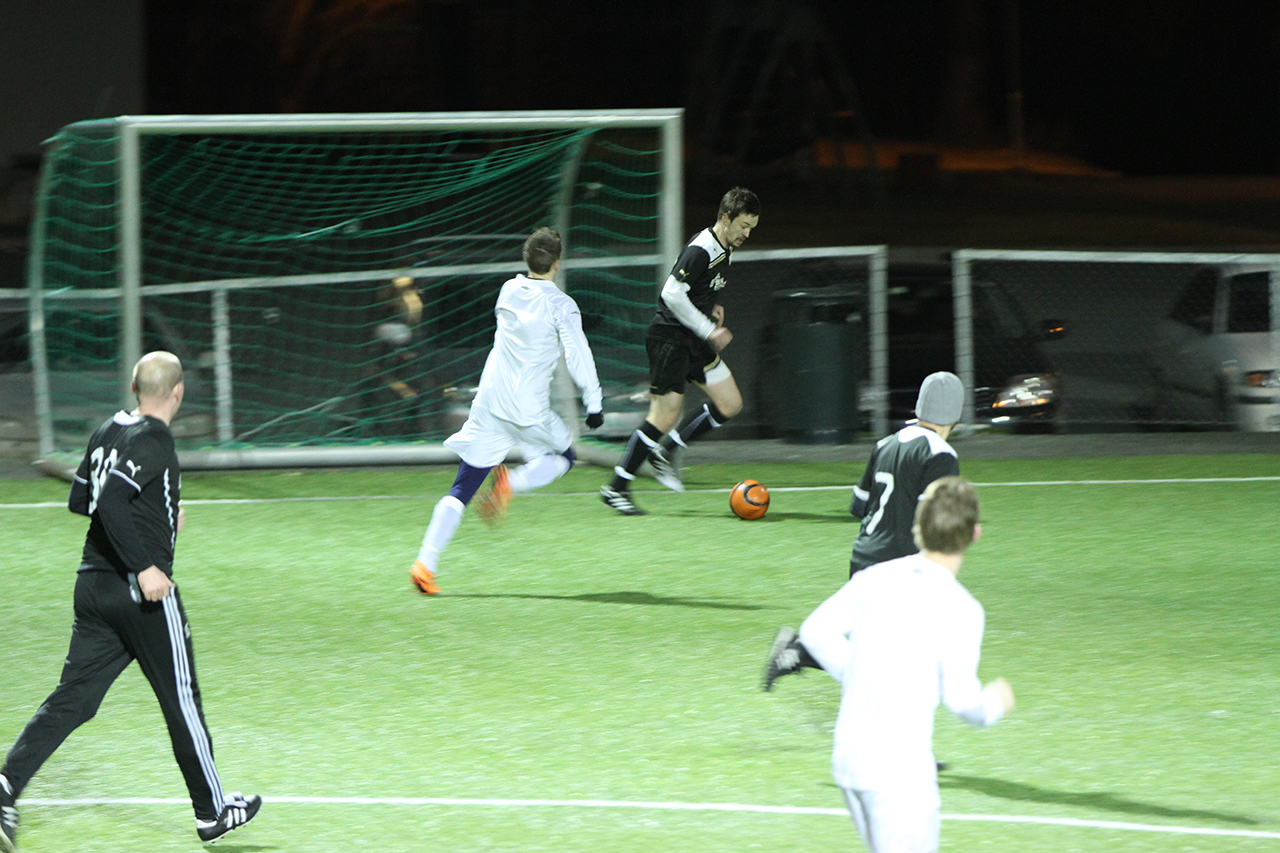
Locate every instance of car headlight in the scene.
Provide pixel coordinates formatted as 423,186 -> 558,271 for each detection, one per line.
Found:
992,374 -> 1057,409
1243,370 -> 1280,388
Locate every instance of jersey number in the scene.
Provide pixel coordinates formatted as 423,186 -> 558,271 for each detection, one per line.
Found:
863,472 -> 895,536
87,446 -> 118,515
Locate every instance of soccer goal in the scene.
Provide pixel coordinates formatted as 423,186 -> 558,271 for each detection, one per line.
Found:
28,109 -> 684,466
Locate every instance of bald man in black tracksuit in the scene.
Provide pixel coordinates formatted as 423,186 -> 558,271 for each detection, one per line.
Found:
0,352 -> 260,851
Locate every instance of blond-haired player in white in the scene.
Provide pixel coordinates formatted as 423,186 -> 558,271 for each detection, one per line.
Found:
799,476 -> 1015,853
409,227 -> 603,594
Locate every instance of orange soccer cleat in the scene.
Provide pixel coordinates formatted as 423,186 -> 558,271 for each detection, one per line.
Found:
474,464 -> 512,527
410,560 -> 440,595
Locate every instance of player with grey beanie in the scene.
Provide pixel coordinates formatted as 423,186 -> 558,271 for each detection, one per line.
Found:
915,371 -> 964,426
764,370 -> 968,694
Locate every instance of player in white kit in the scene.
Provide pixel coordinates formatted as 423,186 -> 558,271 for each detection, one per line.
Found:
798,477 -> 1014,853
409,227 -> 603,594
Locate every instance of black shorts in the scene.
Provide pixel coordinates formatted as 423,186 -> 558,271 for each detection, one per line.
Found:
645,330 -> 721,396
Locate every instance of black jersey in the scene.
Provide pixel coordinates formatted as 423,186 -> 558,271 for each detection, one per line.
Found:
69,411 -> 181,577
649,227 -> 732,345
849,424 -> 959,573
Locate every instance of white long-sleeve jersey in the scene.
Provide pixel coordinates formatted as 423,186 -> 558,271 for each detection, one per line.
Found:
471,274 -> 603,426
799,553 -> 1006,791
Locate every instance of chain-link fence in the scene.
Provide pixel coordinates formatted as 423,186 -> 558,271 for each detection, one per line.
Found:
958,251 -> 1280,433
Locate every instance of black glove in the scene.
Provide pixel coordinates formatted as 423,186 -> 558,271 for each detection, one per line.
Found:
585,410 -> 604,430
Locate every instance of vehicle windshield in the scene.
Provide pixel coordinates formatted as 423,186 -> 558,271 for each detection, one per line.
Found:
886,276 -> 1029,338
975,280 -> 1030,338
887,277 -> 951,335
1227,272 -> 1273,333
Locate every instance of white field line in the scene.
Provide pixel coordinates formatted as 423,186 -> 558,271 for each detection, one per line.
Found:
763,476 -> 1280,490
0,494 -> 424,509
3,476 -> 1280,510
16,796 -> 1280,839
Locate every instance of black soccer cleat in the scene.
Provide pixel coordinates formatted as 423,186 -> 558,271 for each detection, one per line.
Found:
196,792 -> 261,844
646,446 -> 685,493
600,486 -> 645,516
763,626 -> 803,691
0,774 -> 16,853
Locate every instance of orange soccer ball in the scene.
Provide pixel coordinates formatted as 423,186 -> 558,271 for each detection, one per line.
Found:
730,479 -> 770,520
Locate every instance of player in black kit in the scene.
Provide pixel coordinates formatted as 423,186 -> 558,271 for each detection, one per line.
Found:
763,372 -> 966,692
847,372 -> 964,577
601,187 -> 760,515
0,352 -> 260,852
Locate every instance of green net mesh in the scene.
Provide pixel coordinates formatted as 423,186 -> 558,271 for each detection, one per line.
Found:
32,117 -> 670,452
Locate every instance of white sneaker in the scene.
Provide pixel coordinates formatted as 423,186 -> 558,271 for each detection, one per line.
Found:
647,446 -> 685,492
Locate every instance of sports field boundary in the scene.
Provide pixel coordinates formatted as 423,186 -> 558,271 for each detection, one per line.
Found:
17,795 -> 1280,840
2,474 -> 1279,511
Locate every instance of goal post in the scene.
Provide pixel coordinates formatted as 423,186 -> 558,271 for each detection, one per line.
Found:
28,109 -> 684,466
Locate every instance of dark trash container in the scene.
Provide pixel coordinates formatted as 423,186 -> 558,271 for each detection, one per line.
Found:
772,289 -> 863,444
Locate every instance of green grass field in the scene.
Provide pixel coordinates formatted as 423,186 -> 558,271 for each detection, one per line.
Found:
2,453 -> 1279,852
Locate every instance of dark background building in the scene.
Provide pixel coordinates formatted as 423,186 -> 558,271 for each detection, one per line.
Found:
3,0 -> 1280,266
136,0 -> 1280,176
5,1 -> 1280,251
3,0 -> 1280,454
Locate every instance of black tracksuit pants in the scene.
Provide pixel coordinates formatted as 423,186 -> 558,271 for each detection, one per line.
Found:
2,570 -> 225,821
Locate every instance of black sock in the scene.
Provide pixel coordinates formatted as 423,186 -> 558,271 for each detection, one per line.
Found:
611,421 -> 664,492
663,403 -> 728,452
796,640 -> 823,671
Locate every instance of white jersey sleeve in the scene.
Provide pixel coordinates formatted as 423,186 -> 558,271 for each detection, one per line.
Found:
660,274 -> 717,339
550,290 -> 604,413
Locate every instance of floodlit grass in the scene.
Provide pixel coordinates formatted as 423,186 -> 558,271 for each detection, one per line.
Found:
2,455 -> 1279,851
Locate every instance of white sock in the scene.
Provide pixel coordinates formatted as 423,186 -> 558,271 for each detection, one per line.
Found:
416,495 -> 465,572
508,454 -> 571,493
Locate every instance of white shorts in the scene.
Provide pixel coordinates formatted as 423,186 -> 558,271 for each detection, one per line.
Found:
841,786 -> 941,853
443,404 -> 572,469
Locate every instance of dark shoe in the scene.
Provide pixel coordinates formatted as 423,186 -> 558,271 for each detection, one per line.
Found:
0,775 -> 16,853
600,486 -> 645,515
196,792 -> 261,843
763,626 -> 803,691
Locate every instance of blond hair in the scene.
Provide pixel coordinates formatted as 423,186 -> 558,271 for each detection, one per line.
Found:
913,476 -> 980,554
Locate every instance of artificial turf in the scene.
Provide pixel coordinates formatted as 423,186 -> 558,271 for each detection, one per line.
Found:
1,454 -> 1278,851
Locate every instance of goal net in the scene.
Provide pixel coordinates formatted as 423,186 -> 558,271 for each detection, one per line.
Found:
28,110 -> 683,464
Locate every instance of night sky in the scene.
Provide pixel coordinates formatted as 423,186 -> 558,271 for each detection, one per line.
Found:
143,0 -> 1280,176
